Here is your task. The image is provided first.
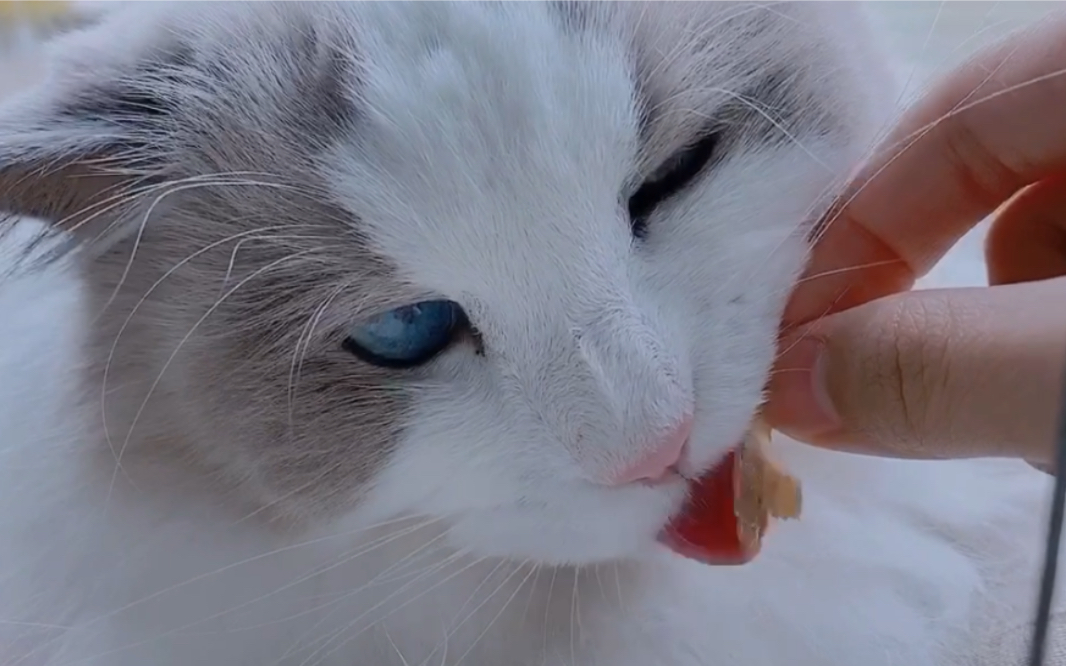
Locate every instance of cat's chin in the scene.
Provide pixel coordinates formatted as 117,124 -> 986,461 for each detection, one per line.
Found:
435,441 -> 760,568
440,479 -> 691,567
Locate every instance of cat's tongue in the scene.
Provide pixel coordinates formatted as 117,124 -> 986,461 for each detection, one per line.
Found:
658,419 -> 802,566
658,449 -> 762,566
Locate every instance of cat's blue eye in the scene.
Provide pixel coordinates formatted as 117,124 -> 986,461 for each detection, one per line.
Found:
343,300 -> 466,368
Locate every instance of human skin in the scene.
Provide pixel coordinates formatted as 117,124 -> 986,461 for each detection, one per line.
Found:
765,11 -> 1066,470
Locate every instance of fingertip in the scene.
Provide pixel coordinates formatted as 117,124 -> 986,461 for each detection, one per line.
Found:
765,336 -> 840,440
986,176 -> 1066,286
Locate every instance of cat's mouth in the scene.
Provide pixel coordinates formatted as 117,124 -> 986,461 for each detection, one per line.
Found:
657,443 -> 759,566
657,417 -> 802,566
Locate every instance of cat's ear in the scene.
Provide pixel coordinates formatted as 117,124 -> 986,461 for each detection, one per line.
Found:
0,20 -> 183,255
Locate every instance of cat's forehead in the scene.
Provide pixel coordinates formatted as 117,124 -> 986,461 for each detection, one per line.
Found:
74,1 -> 857,160
316,1 -> 858,294
339,1 -> 850,167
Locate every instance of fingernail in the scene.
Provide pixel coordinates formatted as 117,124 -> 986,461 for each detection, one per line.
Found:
766,337 -> 841,437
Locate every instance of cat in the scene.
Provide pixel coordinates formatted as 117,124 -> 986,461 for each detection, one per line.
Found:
0,2 -> 1057,665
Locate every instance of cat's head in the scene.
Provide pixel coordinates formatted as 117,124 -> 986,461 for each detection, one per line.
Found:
0,2 -> 891,564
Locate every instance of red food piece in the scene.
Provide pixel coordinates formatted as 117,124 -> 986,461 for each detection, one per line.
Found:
659,450 -> 760,565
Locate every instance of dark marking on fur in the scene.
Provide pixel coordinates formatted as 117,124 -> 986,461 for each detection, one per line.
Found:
58,43 -> 195,128
62,86 -> 169,122
548,0 -> 594,33
729,69 -> 837,149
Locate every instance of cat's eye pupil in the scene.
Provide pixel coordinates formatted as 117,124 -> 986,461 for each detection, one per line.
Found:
343,300 -> 467,369
627,132 -> 720,239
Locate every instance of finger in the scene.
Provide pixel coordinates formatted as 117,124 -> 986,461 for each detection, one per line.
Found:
782,215 -> 915,331
986,174 -> 1066,285
785,11 -> 1066,328
767,277 -> 1066,465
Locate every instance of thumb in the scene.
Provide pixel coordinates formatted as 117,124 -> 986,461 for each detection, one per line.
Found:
765,277 -> 1066,465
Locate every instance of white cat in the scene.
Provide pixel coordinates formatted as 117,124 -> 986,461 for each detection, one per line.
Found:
0,3 -> 1057,665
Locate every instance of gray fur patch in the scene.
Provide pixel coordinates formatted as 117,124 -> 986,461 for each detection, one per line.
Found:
0,2 -> 412,523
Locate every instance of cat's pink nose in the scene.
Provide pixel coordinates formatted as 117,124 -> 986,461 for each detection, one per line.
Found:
605,415 -> 693,486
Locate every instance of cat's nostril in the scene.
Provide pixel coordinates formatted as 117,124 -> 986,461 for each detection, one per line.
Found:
603,414 -> 693,487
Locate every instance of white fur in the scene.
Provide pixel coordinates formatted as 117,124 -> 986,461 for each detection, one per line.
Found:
0,3 -> 1057,666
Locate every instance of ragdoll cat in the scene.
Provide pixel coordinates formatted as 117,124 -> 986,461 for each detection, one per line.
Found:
0,2 -> 1058,665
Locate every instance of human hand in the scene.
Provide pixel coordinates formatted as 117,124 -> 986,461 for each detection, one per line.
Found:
764,12 -> 1066,470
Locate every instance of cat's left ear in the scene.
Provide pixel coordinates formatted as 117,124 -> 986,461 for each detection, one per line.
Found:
0,15 -> 183,253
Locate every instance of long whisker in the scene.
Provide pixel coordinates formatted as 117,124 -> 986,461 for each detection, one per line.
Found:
294,554 -> 489,666
895,0 -> 949,112
98,223 -> 322,487
105,248 -> 327,508
227,526 -> 453,636
384,626 -> 413,666
542,567 -> 559,664
286,280 -> 353,440
448,559 -> 511,634
792,258 -> 904,288
94,175 -> 314,313
452,561 -> 538,666
11,514 -> 440,666
276,551 -> 473,665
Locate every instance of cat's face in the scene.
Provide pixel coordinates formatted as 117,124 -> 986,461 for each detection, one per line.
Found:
0,2 -> 890,564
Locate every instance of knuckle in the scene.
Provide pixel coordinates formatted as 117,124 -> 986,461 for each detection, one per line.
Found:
944,113 -> 1025,213
868,296 -> 951,452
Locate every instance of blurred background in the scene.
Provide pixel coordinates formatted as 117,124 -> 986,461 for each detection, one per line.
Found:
873,2 -> 1059,85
